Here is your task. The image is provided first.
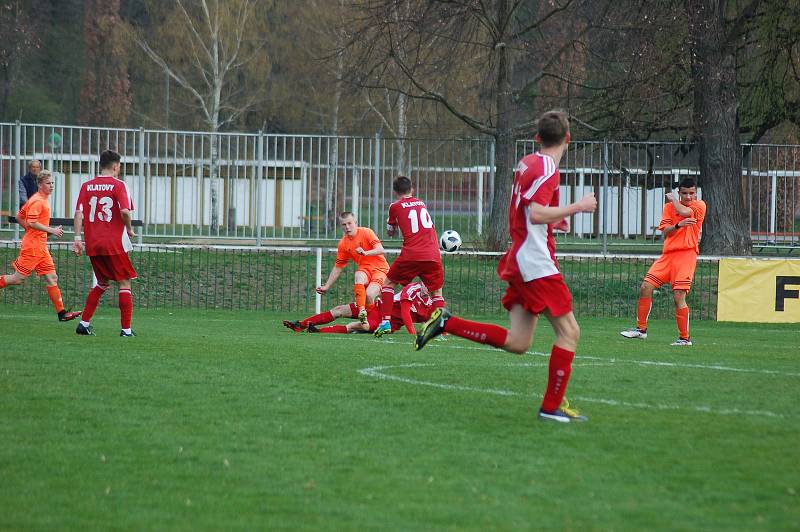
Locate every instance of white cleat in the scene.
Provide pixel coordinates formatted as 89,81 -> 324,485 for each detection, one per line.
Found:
620,328 -> 647,339
670,337 -> 693,346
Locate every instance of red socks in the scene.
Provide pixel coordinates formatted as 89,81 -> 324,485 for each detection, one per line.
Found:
443,315 -> 507,348
46,285 -> 65,313
302,311 -> 334,327
81,284 -> 108,322
676,306 -> 690,339
119,288 -> 133,329
380,286 -> 395,320
317,325 -> 348,334
636,297 -> 652,331
0,275 -> 6,289
541,345 -> 575,412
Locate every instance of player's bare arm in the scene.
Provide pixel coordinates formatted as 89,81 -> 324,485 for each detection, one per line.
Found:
121,208 -> 136,238
72,209 -> 85,255
356,243 -> 386,256
529,193 -> 597,224
27,221 -> 63,237
317,266 -> 344,294
666,191 -> 693,217
662,217 -> 698,237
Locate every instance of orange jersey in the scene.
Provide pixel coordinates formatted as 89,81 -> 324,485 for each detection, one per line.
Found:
17,192 -> 51,256
658,200 -> 706,254
335,227 -> 390,273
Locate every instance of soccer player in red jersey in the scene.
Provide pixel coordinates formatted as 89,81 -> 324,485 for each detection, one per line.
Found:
316,212 -> 390,323
415,110 -> 598,423
285,282 -> 433,334
0,170 -> 81,322
374,176 -> 445,336
71,150 -> 138,337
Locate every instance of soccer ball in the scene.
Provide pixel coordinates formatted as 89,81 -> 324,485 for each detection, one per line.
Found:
440,230 -> 462,252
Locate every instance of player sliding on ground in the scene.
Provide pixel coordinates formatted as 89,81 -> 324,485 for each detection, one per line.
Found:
375,176 -> 445,337
316,212 -> 389,324
0,170 -> 81,322
415,110 -> 597,423
620,177 -> 706,346
284,282 -> 434,334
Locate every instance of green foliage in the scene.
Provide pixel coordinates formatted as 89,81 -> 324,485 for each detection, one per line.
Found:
0,307 -> 798,529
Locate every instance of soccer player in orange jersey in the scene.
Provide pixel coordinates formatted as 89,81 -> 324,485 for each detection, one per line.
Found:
315,211 -> 390,323
620,177 -> 706,346
0,170 -> 81,322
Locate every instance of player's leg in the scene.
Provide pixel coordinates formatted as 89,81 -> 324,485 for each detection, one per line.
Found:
353,270 -> 369,322
538,311 -> 587,423
0,270 -> 28,288
118,278 -> 135,337
669,253 -> 695,346
621,271 -> 660,339
77,257 -> 110,335
415,307 -> 512,351
671,289 -> 692,345
41,270 -> 80,321
285,303 -> 352,332
421,261 -> 445,310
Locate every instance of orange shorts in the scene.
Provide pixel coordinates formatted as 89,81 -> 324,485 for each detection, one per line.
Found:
13,248 -> 55,277
644,249 -> 698,291
357,266 -> 388,287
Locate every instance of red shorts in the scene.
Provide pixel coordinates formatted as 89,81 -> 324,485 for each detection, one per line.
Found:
387,257 -> 444,291
501,274 -> 573,317
13,248 -> 55,276
89,254 -> 138,284
644,249 -> 697,291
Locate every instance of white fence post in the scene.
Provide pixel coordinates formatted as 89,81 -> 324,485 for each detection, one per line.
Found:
315,247 -> 323,314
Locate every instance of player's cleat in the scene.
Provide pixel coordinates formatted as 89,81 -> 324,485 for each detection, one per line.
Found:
306,324 -> 320,333
58,309 -> 81,322
283,320 -> 306,332
620,327 -> 647,339
357,308 -> 368,324
120,330 -> 136,337
538,399 -> 588,423
670,337 -> 692,346
415,308 -> 451,351
75,323 -> 95,336
373,320 -> 392,338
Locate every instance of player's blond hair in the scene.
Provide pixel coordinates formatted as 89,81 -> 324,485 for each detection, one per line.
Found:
36,169 -> 52,184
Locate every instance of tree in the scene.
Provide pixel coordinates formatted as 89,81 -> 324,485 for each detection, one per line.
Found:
0,0 -> 39,120
79,0 -> 132,127
342,0 -> 591,250
134,0 -> 270,230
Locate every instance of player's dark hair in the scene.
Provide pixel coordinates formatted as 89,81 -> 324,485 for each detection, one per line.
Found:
393,176 -> 413,194
536,110 -> 569,147
99,149 -> 121,170
339,211 -> 355,220
678,177 -> 696,189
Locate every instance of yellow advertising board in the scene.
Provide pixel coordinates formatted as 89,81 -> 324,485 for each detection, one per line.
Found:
717,258 -> 800,323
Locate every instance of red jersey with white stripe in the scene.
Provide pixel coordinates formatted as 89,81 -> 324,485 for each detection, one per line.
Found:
497,152 -> 561,283
399,282 -> 434,321
387,196 -> 441,262
75,176 -> 134,256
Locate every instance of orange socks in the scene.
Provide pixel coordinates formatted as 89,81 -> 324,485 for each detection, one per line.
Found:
354,283 -> 366,310
636,297 -> 652,330
46,285 -> 65,313
676,306 -> 690,339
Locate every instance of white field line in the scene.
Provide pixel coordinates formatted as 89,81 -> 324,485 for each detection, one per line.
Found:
321,334 -> 800,378
359,363 -> 786,419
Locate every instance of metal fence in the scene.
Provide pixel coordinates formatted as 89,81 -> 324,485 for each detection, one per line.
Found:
1,122 -> 798,250
0,242 -> 720,321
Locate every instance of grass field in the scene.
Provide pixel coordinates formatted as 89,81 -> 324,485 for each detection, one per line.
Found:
1,306 -> 798,530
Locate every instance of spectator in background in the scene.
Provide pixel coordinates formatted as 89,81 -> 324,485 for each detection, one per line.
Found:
19,160 -> 42,207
